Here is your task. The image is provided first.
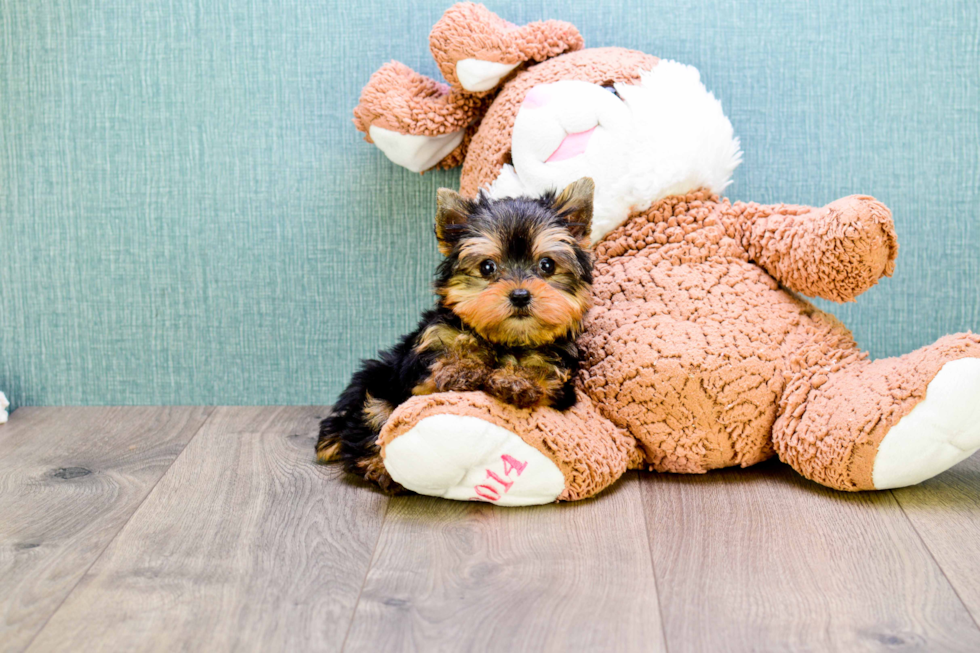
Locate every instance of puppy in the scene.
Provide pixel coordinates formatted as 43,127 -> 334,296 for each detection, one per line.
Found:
316,177 -> 594,491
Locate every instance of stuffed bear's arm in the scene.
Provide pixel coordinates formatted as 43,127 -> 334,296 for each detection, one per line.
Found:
730,195 -> 898,303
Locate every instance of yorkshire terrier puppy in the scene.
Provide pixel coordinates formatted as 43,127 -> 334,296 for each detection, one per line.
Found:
317,177 -> 595,491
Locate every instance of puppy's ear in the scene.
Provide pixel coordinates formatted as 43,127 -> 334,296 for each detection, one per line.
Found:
435,188 -> 474,255
553,177 -> 594,245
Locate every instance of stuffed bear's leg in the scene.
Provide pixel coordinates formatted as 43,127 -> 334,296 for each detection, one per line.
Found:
377,391 -> 641,505
773,333 -> 980,491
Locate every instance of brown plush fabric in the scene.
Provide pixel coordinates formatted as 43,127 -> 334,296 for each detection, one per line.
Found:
734,196 -> 898,303
378,390 -> 642,501
773,332 -> 980,490
352,61 -> 489,139
352,60 -> 493,171
352,3 -> 586,171
429,2 -> 584,95
582,191 -> 978,490
357,3 -> 980,500
582,191 -> 784,475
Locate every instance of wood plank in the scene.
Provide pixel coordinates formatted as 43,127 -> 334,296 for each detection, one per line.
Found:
345,472 -> 666,653
0,406 -> 212,653
640,459 -> 980,652
25,406 -> 388,653
893,455 -> 980,624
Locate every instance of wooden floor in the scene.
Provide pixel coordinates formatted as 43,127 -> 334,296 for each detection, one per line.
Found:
2,407 -> 980,652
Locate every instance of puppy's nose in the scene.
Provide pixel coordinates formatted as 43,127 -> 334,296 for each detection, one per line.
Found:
509,288 -> 532,308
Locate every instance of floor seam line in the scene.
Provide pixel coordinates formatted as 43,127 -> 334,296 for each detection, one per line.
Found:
890,488 -> 980,633
637,471 -> 671,653
340,495 -> 392,653
20,405 -> 218,651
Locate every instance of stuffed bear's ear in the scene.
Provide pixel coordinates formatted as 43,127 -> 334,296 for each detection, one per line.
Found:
353,4 -> 583,174
430,3 -> 584,95
553,177 -> 594,245
434,188 -> 475,255
353,62 -> 490,173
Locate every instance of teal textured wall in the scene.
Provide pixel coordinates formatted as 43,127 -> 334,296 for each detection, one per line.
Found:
1,0 -> 978,407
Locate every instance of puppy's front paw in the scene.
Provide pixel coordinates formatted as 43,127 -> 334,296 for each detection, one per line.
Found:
432,358 -> 489,393
356,454 -> 406,495
486,369 -> 543,409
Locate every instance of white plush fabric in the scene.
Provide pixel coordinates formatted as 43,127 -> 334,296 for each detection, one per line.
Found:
383,414 -> 566,506
455,59 -> 520,93
487,61 -> 742,243
369,125 -> 464,174
0,392 -> 8,424
873,358 -> 980,489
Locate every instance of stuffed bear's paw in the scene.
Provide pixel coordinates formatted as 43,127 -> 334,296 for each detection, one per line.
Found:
873,358 -> 980,489
382,414 -> 566,506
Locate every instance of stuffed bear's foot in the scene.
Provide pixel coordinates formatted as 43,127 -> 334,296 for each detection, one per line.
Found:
377,391 -> 640,505
873,357 -> 980,489
774,332 -> 980,491
383,414 -> 567,506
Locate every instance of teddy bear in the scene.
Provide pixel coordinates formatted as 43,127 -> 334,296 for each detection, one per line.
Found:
350,3 -> 980,506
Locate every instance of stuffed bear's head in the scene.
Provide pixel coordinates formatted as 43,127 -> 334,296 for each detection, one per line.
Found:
354,3 -> 742,242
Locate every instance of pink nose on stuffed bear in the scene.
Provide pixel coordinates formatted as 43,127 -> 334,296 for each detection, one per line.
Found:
521,84 -> 553,110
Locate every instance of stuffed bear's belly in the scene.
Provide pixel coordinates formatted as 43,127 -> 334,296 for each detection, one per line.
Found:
580,256 -> 834,474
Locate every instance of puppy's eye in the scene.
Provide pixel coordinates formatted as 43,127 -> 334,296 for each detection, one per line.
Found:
479,259 -> 497,277
538,257 -> 556,276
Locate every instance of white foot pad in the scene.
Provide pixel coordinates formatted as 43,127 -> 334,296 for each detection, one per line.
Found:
874,358 -> 980,489
383,415 -> 565,506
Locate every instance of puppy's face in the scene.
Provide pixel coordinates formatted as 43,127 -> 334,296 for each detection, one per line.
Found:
434,178 -> 594,347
